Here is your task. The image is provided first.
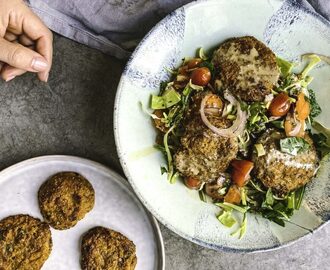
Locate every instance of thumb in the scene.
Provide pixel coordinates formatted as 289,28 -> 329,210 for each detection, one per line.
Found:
0,37 -> 48,72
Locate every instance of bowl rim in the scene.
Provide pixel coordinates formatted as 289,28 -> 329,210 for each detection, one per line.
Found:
113,0 -> 330,253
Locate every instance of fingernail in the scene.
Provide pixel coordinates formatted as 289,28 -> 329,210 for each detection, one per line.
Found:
31,57 -> 48,72
5,75 -> 15,82
43,72 -> 49,82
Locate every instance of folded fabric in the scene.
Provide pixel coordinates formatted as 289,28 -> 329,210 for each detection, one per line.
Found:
24,0 -> 329,59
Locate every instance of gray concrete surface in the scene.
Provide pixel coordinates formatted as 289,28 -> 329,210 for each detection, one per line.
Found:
0,34 -> 329,270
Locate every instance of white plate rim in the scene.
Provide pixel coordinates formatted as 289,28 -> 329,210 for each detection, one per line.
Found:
113,0 -> 330,253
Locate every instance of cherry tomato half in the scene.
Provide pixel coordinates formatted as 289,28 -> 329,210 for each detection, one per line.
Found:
231,160 -> 254,187
205,94 -> 223,109
185,176 -> 202,190
187,58 -> 202,69
190,67 -> 211,86
268,93 -> 291,117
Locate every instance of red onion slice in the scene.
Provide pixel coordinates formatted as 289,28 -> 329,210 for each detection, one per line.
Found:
200,92 -> 247,138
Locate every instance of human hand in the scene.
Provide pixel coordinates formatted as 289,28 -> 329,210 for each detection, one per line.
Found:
0,0 -> 53,82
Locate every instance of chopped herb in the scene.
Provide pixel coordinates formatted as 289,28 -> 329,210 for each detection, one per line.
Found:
246,102 -> 268,134
271,120 -> 284,129
159,81 -> 168,95
308,89 -> 322,119
279,137 -> 310,156
294,185 -> 305,210
217,210 -> 236,228
160,166 -> 168,175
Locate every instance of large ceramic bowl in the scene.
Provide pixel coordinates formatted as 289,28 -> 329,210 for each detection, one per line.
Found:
114,0 -> 330,252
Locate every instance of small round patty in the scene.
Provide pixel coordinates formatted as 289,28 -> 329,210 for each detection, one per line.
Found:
0,214 -> 52,270
38,172 -> 95,230
81,226 -> 137,270
252,129 -> 319,194
212,36 -> 280,102
174,91 -> 239,182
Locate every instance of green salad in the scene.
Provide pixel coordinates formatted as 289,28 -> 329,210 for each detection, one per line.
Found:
146,36 -> 329,238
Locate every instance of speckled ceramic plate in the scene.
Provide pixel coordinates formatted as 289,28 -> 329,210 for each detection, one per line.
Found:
114,0 -> 330,252
0,156 -> 164,269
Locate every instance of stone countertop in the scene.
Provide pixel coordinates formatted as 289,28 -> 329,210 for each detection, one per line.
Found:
0,35 -> 329,270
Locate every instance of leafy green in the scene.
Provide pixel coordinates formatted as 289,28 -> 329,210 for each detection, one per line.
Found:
245,179 -> 305,227
216,202 -> 249,213
308,89 -> 322,119
151,89 -> 181,109
246,102 -> 269,134
271,120 -> 284,129
199,190 -> 207,203
266,189 -> 274,206
198,47 -> 208,60
240,187 -> 247,206
311,133 -> 330,158
279,137 -> 310,156
160,166 -> 168,175
294,186 -> 305,210
276,57 -> 295,77
311,121 -> 330,157
300,54 -> 321,78
163,126 -> 178,183
159,81 -> 168,95
217,210 -> 236,228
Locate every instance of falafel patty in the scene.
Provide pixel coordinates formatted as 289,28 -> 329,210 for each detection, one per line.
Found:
174,92 -> 239,183
0,214 -> 52,270
252,129 -> 319,194
38,172 -> 95,230
81,226 -> 137,270
212,36 -> 280,102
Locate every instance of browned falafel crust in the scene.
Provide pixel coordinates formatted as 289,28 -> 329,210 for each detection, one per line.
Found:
212,36 -> 280,102
0,214 -> 52,270
81,226 -> 137,270
38,172 -> 95,230
174,91 -> 239,183
252,129 -> 319,194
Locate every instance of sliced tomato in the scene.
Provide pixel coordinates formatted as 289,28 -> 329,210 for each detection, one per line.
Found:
231,160 -> 254,187
224,185 -> 241,204
268,93 -> 291,117
296,92 -> 310,121
184,176 -> 202,190
187,58 -> 202,69
190,67 -> 211,86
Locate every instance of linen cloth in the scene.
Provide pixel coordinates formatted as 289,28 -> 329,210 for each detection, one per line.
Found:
24,0 -> 329,59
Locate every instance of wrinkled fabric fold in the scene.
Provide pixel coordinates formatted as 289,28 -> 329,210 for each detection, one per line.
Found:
24,0 -> 329,59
